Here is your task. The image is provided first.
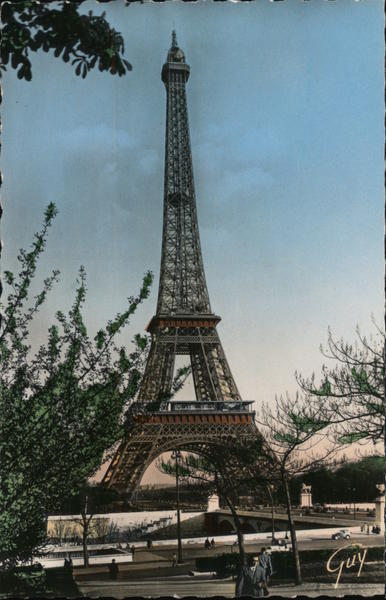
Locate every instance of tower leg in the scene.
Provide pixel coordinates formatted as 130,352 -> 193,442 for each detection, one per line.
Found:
138,340 -> 175,404
103,423 -> 163,499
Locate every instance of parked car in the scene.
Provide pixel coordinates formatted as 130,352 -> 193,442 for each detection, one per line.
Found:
266,543 -> 291,553
331,529 -> 351,540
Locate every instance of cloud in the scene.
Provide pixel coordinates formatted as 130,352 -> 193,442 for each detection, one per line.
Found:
59,123 -> 137,155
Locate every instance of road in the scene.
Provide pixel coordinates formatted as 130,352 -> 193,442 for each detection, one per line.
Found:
134,532 -> 383,559
74,531 -> 384,598
74,531 -> 383,578
77,576 -> 384,598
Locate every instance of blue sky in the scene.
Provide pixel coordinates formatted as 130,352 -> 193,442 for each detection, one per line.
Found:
2,1 -> 384,476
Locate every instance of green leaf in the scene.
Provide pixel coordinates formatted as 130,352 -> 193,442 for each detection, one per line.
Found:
289,413 -> 329,434
338,432 -> 368,445
134,334 -> 148,351
273,432 -> 297,445
94,330 -> 106,350
4,271 -> 14,285
365,401 -> 382,414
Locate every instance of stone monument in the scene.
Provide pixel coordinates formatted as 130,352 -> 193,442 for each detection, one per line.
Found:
300,483 -> 312,508
207,494 -> 220,512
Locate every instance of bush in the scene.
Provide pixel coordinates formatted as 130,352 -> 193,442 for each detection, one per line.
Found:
196,552 -> 240,577
0,564 -> 47,594
45,566 -> 79,596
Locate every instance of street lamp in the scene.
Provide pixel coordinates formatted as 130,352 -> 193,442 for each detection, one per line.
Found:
171,449 -> 183,563
352,488 -> 356,520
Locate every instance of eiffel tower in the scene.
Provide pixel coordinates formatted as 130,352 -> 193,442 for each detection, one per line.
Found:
104,32 -> 258,495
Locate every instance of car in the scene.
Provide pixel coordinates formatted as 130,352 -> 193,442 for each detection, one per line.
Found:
331,529 -> 351,540
266,543 -> 291,553
278,538 -> 290,546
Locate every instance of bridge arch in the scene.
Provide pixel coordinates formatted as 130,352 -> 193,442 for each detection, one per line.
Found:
218,519 -> 234,534
240,521 -> 256,534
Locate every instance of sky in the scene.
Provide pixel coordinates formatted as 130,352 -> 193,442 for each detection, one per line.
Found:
2,1 -> 384,484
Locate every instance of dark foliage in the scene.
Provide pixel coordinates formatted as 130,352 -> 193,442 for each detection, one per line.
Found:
1,1 -> 131,80
58,483 -> 119,515
290,455 -> 385,504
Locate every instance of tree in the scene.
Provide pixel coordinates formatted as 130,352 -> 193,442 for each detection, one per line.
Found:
159,444 -> 272,566
294,455 -> 385,504
91,518 -> 110,544
50,518 -> 72,547
1,1 -> 132,81
296,324 -> 384,445
0,204 -> 152,568
256,393 -> 340,585
159,453 -> 246,561
71,484 -> 119,567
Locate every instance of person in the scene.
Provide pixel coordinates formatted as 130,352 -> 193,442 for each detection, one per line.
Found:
235,556 -> 255,597
131,544 -> 135,559
251,555 -> 268,597
108,559 -> 119,580
259,548 -> 273,582
210,538 -> 215,548
172,552 -> 177,567
147,538 -> 153,550
64,557 -> 73,576
204,538 -> 210,549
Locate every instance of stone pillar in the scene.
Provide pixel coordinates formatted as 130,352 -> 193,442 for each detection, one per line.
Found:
207,494 -> 220,512
375,484 -> 385,532
300,484 -> 312,508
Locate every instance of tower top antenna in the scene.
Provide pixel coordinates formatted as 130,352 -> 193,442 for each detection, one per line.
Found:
172,30 -> 178,48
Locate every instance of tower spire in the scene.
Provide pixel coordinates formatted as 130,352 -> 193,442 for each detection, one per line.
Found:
171,29 -> 177,49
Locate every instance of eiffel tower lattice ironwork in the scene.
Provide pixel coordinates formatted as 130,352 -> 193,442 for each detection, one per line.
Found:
103,32 -> 258,494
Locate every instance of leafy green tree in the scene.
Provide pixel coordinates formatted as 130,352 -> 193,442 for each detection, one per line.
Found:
296,324 -> 384,445
1,1 -> 131,81
0,204 -> 152,568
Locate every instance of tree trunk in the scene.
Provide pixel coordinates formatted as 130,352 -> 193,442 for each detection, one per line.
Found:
224,495 -> 246,566
81,513 -> 90,568
266,485 -> 276,541
82,520 -> 89,567
283,475 -> 302,585
271,497 -> 275,541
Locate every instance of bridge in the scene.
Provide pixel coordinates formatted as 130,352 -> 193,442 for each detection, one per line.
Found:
206,509 -> 359,535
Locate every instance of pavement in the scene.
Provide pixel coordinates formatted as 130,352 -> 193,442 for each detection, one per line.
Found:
77,576 -> 385,598
73,535 -> 384,598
